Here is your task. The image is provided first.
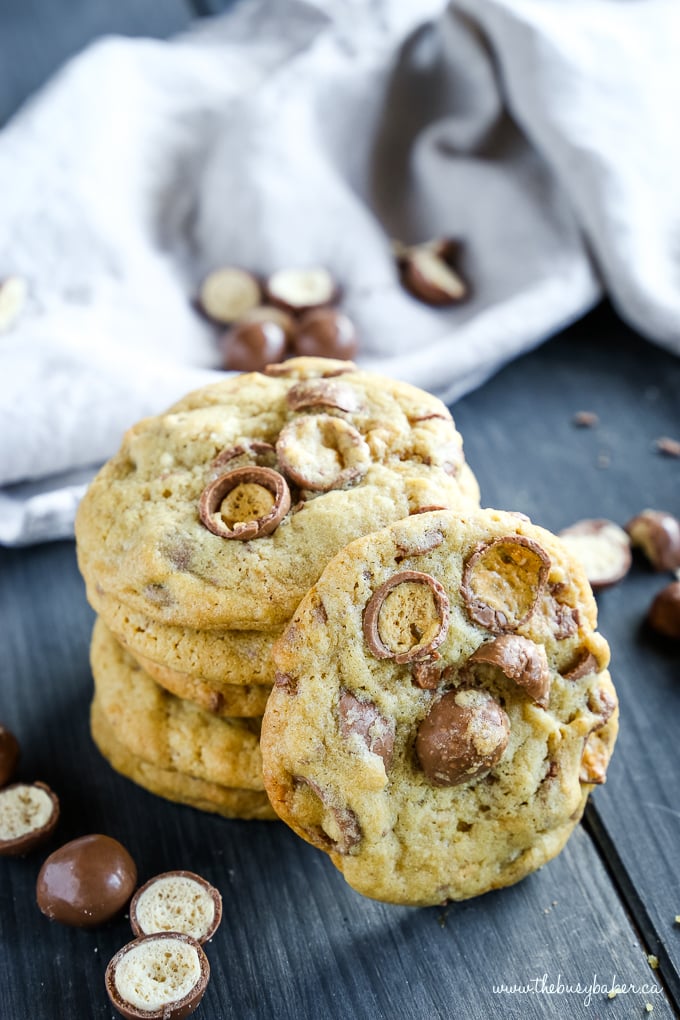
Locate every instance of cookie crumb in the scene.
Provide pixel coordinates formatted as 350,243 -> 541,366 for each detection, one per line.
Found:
674,914 -> 680,924
645,1004 -> 654,1013
437,910 -> 448,929
647,954 -> 659,969
654,436 -> 680,458
572,411 -> 599,428
607,989 -> 617,999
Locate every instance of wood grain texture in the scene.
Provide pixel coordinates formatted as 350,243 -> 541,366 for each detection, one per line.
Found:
186,0 -> 237,15
0,0 -> 194,126
1,304 -> 679,1017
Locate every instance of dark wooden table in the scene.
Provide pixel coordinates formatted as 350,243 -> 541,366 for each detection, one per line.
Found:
1,5 -> 679,1018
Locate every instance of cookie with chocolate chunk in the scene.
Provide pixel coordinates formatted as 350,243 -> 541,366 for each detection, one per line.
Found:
90,618 -> 266,794
75,358 -> 479,632
260,508 -> 617,906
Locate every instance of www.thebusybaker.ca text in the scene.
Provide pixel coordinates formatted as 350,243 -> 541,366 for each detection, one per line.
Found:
492,973 -> 662,1007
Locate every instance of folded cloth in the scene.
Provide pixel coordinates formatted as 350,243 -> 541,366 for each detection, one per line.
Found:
1,0 -> 679,545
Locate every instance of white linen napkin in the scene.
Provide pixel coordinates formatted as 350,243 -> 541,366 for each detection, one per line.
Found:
1,0 -> 679,545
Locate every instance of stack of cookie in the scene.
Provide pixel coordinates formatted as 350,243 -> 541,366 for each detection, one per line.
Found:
76,357 -> 480,823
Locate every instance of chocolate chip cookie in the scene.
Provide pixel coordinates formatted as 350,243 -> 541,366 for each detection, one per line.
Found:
76,358 -> 479,631
260,508 -> 617,906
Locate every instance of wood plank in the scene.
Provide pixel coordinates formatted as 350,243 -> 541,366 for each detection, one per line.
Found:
453,300 -> 680,1006
0,0 -> 194,126
0,488 -> 675,1018
186,0 -> 236,14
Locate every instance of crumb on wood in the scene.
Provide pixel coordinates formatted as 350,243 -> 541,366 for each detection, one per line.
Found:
647,954 -> 659,969
654,436 -> 680,458
572,411 -> 599,428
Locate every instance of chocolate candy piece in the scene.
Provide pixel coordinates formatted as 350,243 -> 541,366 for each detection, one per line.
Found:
219,319 -> 288,372
199,466 -> 291,540
293,777 -> 362,855
461,535 -> 550,632
468,634 -> 550,707
625,509 -> 680,572
286,378 -> 362,414
410,660 -> 445,690
37,833 -> 137,927
211,440 -> 277,473
274,671 -> 298,695
579,679 -> 617,787
293,309 -> 358,361
363,570 -> 450,664
275,414 -> 370,492
647,581 -> 680,639
561,648 -> 599,681
197,266 -> 261,325
265,266 -> 338,315
416,689 -> 510,787
237,304 -> 297,340
106,932 -> 209,1020
395,239 -> 467,306
337,690 -> 394,769
579,730 -> 611,785
559,519 -> 632,590
264,357 -> 356,379
130,871 -> 222,944
0,781 -> 59,856
0,724 -> 20,787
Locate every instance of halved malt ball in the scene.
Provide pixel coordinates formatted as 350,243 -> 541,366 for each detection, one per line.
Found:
130,870 -> 222,944
559,519 -> 631,590
0,781 -> 59,856
395,239 -> 468,306
197,267 -> 261,325
265,266 -> 338,315
106,932 -> 209,1020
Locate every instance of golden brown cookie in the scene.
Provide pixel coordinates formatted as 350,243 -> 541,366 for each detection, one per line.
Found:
76,359 -> 479,631
261,508 -> 617,906
128,648 -> 271,719
90,618 -> 265,792
90,701 -> 275,821
86,584 -> 280,691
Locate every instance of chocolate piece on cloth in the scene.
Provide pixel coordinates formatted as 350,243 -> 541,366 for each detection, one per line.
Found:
2,0 -> 680,544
